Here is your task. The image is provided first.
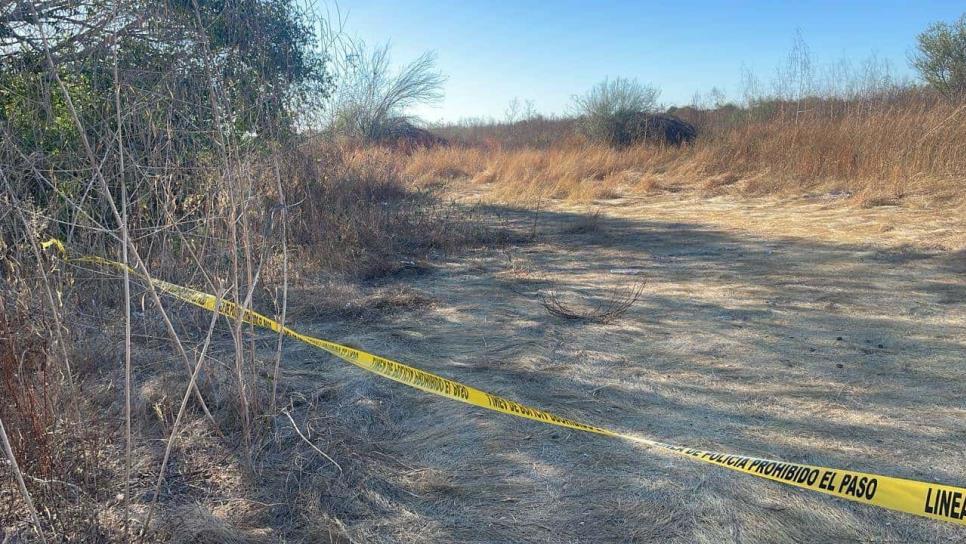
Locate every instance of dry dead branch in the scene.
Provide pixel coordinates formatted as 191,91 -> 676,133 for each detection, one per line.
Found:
542,280 -> 646,324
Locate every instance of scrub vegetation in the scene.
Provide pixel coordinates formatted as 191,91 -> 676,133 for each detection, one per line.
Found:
1,2 -> 964,542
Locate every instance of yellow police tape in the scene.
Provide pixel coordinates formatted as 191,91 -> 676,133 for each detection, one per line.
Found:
41,238 -> 966,526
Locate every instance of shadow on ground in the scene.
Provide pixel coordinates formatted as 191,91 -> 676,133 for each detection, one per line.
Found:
187,201 -> 965,543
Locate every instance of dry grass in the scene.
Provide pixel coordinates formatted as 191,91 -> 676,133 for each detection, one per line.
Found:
3,10 -> 965,540
232,193 -> 962,542
0,127 -> 524,542
403,145 -> 488,187
471,145 -> 661,202
0,299 -> 55,478
157,504 -> 269,544
406,99 -> 966,209
689,100 -> 966,203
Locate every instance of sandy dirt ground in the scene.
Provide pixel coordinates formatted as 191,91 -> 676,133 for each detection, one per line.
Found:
260,186 -> 966,543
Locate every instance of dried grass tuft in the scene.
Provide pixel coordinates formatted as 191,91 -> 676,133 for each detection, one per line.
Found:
562,210 -> 605,235
160,504 -> 266,544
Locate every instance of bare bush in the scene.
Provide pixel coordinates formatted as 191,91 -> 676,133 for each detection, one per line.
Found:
573,77 -> 662,147
327,41 -> 446,143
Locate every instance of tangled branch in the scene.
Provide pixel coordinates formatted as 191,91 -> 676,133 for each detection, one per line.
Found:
542,280 -> 646,324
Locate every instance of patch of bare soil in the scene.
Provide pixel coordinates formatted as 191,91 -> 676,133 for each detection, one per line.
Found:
161,187 -> 964,542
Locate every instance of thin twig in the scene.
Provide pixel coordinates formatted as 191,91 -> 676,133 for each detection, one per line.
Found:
26,1 -> 219,428
186,0 -> 253,461
281,409 -> 343,475
270,161 -> 290,415
113,34 -> 134,543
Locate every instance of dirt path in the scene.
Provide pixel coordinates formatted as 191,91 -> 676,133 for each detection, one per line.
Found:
273,189 -> 965,543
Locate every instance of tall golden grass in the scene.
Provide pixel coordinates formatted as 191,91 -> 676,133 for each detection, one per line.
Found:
407,99 -> 966,207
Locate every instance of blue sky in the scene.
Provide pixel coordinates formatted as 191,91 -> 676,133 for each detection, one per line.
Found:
327,1 -> 964,122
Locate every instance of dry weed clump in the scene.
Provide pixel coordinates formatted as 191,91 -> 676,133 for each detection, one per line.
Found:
157,503 -> 270,544
0,281 -> 121,541
687,100 -> 966,203
285,281 -> 435,322
283,143 -> 511,281
561,209 -> 606,235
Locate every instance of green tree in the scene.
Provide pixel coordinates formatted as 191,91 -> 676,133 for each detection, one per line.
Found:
164,0 -> 332,136
1,0 -> 332,143
912,14 -> 966,98
1,0 -> 333,233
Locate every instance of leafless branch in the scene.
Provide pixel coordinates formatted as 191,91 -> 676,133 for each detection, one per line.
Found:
542,281 -> 646,324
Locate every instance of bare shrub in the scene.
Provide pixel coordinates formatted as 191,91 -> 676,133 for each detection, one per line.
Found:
327,41 -> 446,143
573,77 -> 662,147
619,112 -> 697,146
282,143 -> 506,280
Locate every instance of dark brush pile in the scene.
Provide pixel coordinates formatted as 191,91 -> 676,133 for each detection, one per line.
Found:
616,112 -> 697,147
